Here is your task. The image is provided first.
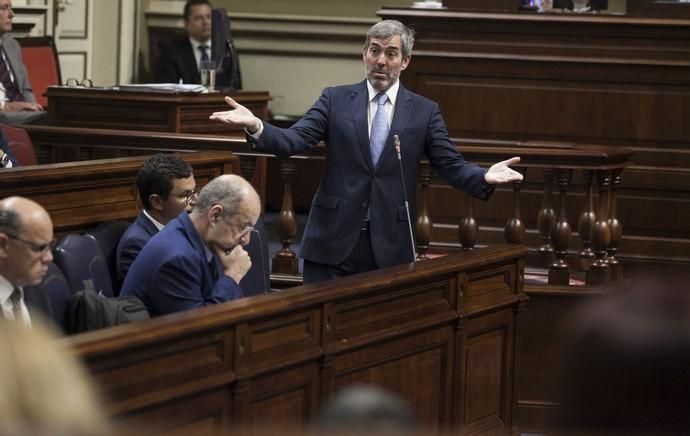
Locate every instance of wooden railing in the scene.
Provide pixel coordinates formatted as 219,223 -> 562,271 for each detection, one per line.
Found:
24,126 -> 633,286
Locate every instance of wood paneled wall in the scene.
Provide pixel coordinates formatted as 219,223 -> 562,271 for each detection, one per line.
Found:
378,8 -> 690,263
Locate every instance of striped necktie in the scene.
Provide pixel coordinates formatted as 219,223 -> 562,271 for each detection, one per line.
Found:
9,287 -> 22,321
369,92 -> 389,167
198,45 -> 210,63
0,48 -> 24,102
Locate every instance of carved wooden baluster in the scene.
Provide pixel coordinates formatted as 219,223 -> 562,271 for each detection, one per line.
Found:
586,170 -> 612,285
537,168 -> 556,254
577,169 -> 596,269
548,168 -> 573,286
505,168 -> 526,244
606,169 -> 624,281
458,194 -> 477,250
415,162 -> 432,260
238,155 -> 257,182
271,159 -> 299,276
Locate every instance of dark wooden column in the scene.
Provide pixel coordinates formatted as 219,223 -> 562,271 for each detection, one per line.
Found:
271,159 -> 299,276
548,169 -> 573,286
586,170 -> 612,285
505,169 -> 526,244
537,169 -> 556,257
606,169 -> 624,281
415,162 -> 433,260
458,195 -> 477,250
577,169 -> 596,269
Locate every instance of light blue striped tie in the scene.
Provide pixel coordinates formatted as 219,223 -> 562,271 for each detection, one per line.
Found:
369,92 -> 389,166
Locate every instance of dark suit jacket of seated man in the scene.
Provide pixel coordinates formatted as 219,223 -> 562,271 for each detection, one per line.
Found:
120,174 -> 260,317
155,0 -> 240,89
116,154 -> 196,283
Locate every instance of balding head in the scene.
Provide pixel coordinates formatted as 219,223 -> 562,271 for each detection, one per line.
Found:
191,175 -> 261,251
0,197 -> 54,287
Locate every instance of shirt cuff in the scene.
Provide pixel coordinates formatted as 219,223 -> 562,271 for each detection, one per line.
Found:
245,120 -> 264,141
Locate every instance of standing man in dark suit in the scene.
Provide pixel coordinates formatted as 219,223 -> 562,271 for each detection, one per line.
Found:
0,0 -> 45,124
116,154 -> 197,283
120,174 -> 259,317
211,19 -> 523,284
0,196 -> 54,327
155,0 -> 240,89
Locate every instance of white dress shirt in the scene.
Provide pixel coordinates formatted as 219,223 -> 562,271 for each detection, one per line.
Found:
0,274 -> 31,327
189,38 -> 212,71
365,79 -> 399,137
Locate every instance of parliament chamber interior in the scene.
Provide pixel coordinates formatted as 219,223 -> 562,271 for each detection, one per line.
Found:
1,0 -> 689,434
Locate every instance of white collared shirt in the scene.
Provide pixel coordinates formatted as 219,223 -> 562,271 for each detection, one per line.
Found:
0,274 -> 31,327
142,209 -> 166,231
189,38 -> 212,71
366,79 -> 400,137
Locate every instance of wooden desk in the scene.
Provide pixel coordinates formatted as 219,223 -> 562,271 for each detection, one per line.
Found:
68,244 -> 527,434
46,87 -> 270,136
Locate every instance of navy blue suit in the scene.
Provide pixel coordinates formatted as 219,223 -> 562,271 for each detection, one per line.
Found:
115,212 -> 159,283
252,80 -> 493,271
120,212 -> 243,317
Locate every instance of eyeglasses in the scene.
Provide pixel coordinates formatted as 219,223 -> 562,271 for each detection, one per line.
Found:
0,5 -> 13,13
7,234 -> 56,254
176,187 -> 200,206
65,78 -> 93,88
236,222 -> 255,237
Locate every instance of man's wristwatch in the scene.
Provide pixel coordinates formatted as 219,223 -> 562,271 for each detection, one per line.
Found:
0,152 -> 10,168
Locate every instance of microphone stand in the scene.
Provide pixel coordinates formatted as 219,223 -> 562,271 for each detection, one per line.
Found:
394,135 -> 417,262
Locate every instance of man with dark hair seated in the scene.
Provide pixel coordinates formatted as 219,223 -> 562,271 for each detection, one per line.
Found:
116,153 -> 196,283
120,174 -> 259,316
155,0 -> 240,88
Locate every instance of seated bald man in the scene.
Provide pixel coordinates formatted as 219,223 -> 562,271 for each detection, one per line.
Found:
120,174 -> 260,316
0,196 -> 54,327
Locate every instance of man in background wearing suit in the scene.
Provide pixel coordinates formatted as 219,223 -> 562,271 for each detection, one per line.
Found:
0,197 -> 54,327
156,0 -> 239,88
210,20 -> 523,284
116,154 -> 197,283
120,174 -> 259,317
0,0 -> 45,124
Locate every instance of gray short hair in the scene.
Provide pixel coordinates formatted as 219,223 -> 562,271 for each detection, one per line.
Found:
364,20 -> 415,59
193,175 -> 247,218
0,208 -> 21,236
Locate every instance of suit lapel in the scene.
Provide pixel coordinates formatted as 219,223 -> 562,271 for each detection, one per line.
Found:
182,41 -> 200,82
352,81 -> 374,172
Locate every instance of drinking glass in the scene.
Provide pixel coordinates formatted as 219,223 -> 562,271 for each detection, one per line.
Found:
200,60 -> 216,91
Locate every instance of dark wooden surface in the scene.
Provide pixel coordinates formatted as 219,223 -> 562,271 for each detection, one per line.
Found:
66,245 -> 528,434
0,150 -> 239,236
377,7 -> 690,264
45,87 -> 269,135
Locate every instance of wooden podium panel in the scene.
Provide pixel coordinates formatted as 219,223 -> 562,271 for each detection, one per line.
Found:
46,87 -> 270,136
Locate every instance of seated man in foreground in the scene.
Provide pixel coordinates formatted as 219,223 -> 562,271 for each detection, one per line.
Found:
120,174 -> 259,316
116,153 -> 197,283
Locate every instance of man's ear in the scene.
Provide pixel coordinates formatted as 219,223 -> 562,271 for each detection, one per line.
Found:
0,233 -> 9,259
401,55 -> 411,71
209,204 -> 223,223
149,194 -> 164,211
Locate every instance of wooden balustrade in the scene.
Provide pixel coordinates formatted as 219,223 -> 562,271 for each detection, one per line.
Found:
24,126 -> 632,288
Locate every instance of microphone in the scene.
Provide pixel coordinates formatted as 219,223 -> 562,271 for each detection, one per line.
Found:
394,134 -> 417,263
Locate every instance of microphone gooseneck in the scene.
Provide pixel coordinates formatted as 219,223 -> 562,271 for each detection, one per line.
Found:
394,134 -> 417,263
